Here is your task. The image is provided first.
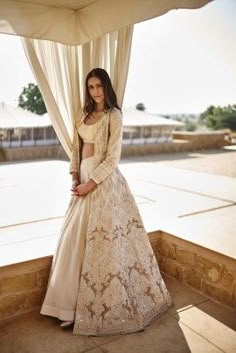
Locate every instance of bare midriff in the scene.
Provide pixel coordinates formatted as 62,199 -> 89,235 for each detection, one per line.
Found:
81,142 -> 95,159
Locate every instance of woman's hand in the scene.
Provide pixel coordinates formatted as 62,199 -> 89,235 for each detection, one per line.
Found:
71,179 -> 80,190
71,179 -> 97,197
71,172 -> 80,192
70,179 -> 80,195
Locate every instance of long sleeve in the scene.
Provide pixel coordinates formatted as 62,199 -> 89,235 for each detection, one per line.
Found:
89,108 -> 123,185
69,122 -> 80,175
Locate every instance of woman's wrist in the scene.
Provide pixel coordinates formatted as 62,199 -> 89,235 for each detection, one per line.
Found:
71,172 -> 79,182
86,178 -> 97,188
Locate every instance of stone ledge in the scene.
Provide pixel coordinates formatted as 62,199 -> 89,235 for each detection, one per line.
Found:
0,257 -> 52,323
0,133 -> 230,162
0,231 -> 235,324
153,231 -> 236,309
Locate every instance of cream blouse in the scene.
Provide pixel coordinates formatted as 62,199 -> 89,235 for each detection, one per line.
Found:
78,120 -> 98,143
70,107 -> 123,185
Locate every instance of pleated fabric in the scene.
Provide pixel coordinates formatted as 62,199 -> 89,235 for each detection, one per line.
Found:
40,155 -> 101,321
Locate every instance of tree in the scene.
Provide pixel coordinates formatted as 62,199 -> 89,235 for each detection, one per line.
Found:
200,104 -> 236,131
184,118 -> 197,131
18,83 -> 47,115
135,102 -> 146,111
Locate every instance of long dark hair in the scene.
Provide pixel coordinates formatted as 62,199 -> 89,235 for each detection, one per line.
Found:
83,68 -> 121,115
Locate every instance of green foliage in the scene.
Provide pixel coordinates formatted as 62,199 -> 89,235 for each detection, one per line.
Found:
135,102 -> 146,111
184,119 -> 197,131
200,104 -> 236,131
18,83 -> 47,115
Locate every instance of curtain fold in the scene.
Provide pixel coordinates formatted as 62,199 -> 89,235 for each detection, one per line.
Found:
21,25 -> 133,158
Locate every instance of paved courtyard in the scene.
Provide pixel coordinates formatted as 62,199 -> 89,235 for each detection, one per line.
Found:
0,272 -> 235,353
0,146 -> 235,353
0,147 -> 235,266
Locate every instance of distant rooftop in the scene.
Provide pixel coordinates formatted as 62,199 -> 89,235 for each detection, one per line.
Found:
0,103 -> 184,129
0,102 -> 51,129
122,107 -> 184,127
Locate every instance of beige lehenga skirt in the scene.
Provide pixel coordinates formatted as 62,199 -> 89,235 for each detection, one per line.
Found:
40,155 -> 101,321
40,155 -> 174,335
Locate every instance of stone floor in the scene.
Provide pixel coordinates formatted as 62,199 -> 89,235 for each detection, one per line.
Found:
123,146 -> 236,178
0,274 -> 235,353
0,148 -> 235,266
0,147 -> 236,352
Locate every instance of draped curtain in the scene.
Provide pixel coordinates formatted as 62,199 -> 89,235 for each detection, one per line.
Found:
21,25 -> 134,158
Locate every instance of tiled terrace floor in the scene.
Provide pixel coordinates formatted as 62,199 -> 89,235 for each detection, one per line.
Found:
1,147 -> 235,266
0,274 -> 235,353
0,147 -> 236,352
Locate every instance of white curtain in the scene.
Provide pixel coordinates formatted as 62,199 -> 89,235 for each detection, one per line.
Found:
21,25 -> 134,158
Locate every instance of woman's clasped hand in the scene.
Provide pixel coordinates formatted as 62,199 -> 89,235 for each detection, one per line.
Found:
71,179 -> 96,196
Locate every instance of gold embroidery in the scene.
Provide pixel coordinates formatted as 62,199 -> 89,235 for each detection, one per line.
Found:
128,261 -> 149,279
121,300 -> 133,319
88,218 -> 144,243
144,286 -> 156,304
85,301 -> 96,319
126,217 -> 144,235
101,303 -> 111,322
88,226 -> 107,242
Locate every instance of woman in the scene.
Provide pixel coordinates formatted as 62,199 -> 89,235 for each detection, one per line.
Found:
40,68 -> 173,336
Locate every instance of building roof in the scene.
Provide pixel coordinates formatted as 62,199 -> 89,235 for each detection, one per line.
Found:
0,103 -> 184,129
0,102 -> 51,129
122,107 -> 184,127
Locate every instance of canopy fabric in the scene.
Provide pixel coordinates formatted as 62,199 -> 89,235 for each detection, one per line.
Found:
21,25 -> 133,157
0,0 -> 212,45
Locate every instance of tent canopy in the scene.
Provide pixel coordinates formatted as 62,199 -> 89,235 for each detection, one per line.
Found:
0,0 -> 212,45
122,107 -> 184,127
0,102 -> 51,128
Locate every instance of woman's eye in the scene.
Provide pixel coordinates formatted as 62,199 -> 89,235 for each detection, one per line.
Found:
88,84 -> 102,89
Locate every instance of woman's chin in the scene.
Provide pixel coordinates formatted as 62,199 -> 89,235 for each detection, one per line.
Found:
95,100 -> 104,106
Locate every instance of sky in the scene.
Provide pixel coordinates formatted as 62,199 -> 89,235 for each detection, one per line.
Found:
0,0 -> 235,115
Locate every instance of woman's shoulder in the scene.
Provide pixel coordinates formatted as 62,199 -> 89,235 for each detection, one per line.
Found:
108,106 -> 123,119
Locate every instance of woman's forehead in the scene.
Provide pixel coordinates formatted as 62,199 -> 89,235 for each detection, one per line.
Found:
88,76 -> 101,85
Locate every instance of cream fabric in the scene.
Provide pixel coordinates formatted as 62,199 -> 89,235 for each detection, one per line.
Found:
40,110 -> 173,334
89,108 -> 123,184
78,121 -> 97,143
69,107 -> 123,184
0,0 -> 212,45
21,25 -> 133,158
40,155 -> 101,321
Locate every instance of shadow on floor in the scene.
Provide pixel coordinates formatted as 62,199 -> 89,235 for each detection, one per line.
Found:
1,274 -> 235,353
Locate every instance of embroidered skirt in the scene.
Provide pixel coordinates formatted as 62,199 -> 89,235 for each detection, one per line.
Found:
40,155 -> 174,335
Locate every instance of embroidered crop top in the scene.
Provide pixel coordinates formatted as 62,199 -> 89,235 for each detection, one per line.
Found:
78,121 -> 98,143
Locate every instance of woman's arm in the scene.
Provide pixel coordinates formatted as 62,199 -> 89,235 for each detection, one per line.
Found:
89,108 -> 123,185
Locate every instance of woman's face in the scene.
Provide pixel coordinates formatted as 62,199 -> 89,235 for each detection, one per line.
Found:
88,76 -> 105,106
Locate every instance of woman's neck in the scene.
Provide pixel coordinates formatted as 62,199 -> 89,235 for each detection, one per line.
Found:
95,103 -> 104,112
